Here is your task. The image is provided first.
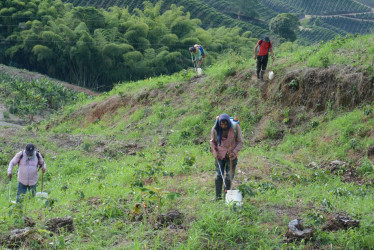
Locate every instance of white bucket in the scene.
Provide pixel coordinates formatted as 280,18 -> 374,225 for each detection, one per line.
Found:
225,190 -> 243,206
197,68 -> 202,75
268,71 -> 274,80
36,192 -> 48,199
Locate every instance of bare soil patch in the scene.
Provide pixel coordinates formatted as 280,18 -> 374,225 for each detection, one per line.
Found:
276,65 -> 372,111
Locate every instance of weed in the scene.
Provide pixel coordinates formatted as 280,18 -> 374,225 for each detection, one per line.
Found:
288,79 -> 299,91
265,121 -> 282,139
182,152 -> 196,172
257,181 -> 277,193
224,67 -> 236,77
238,183 -> 257,197
307,209 -> 325,225
139,186 -> 180,214
215,82 -> 227,94
358,158 -> 374,175
309,120 -> 319,128
363,105 -> 373,116
320,56 -> 330,68
283,108 -> 290,124
320,198 -> 334,212
3,111 -> 10,119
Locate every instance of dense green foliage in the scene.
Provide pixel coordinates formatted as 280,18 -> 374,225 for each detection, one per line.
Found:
62,0 -> 374,46
62,0 -> 267,34
0,0 -> 255,90
0,73 -> 85,121
269,13 -> 299,42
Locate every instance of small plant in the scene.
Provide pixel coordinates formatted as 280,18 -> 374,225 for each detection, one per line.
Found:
257,181 -> 277,193
238,183 -> 257,197
83,142 -> 91,152
310,170 -> 328,182
309,120 -> 319,128
3,111 -> 10,119
288,174 -> 307,185
349,138 -> 358,149
363,105 -> 373,116
320,198 -> 334,212
140,186 -> 180,214
265,121 -> 282,139
283,109 -> 290,124
358,158 -> 374,175
288,79 -> 299,91
156,81 -> 165,89
224,67 -> 236,77
320,55 -> 330,68
215,82 -> 227,94
182,152 -> 195,172
307,209 -> 325,225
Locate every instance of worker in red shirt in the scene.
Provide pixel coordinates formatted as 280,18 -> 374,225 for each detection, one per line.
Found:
254,36 -> 275,81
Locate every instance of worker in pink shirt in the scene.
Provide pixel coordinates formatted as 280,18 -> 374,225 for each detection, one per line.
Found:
210,114 -> 244,201
8,143 -> 46,202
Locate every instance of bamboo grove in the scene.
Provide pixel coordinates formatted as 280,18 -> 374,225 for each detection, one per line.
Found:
0,0 -> 255,90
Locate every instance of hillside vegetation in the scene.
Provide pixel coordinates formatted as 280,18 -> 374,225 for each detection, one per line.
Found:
1,33 -> 374,248
61,0 -> 374,44
0,0 -> 255,90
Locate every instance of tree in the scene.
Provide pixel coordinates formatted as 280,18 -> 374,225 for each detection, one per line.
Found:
269,13 -> 300,42
231,0 -> 259,20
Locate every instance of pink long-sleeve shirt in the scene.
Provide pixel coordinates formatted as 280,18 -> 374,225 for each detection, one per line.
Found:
210,124 -> 244,160
8,151 -> 47,186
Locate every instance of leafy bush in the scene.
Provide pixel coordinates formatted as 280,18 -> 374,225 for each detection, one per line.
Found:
0,74 -> 82,120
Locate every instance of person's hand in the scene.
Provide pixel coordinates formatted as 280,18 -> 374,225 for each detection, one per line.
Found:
254,55 -> 257,60
213,151 -> 218,159
272,55 -> 275,60
229,152 -> 236,159
8,173 -> 12,180
42,168 -> 46,174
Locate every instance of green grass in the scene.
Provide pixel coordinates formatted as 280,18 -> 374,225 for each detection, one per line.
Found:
2,34 -> 374,248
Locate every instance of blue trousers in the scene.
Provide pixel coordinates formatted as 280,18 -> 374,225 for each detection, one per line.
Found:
215,158 -> 238,197
17,182 -> 37,202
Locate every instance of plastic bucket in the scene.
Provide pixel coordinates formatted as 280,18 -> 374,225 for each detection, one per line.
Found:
197,68 -> 202,75
36,192 -> 48,199
268,71 -> 274,80
225,190 -> 243,206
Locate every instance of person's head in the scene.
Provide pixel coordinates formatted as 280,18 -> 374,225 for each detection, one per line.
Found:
263,36 -> 270,42
220,120 -> 229,130
189,47 -> 196,53
25,143 -> 35,157
217,114 -> 231,131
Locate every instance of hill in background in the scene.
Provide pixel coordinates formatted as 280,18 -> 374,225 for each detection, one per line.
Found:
62,0 -> 374,44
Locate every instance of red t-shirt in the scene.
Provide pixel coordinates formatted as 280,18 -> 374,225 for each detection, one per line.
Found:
257,40 -> 272,56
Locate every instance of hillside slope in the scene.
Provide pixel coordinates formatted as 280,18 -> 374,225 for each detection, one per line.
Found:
61,0 -> 374,44
1,34 -> 374,248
